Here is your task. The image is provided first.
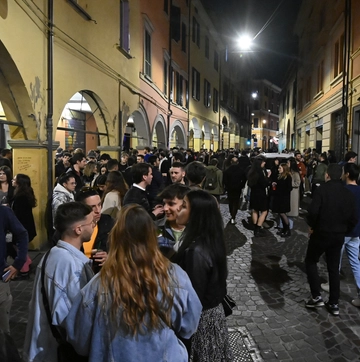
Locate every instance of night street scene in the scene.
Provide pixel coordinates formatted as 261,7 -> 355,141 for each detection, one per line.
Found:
1,0 -> 360,361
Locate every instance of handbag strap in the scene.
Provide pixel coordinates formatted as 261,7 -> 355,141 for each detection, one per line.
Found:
40,249 -> 64,343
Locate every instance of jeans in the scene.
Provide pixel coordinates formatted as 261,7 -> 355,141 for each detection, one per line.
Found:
0,281 -> 12,334
340,236 -> 360,296
305,233 -> 344,304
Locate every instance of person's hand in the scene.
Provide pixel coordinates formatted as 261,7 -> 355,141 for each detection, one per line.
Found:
3,265 -> 18,282
152,204 -> 164,217
93,251 -> 108,266
267,170 -> 272,177
308,228 -> 313,237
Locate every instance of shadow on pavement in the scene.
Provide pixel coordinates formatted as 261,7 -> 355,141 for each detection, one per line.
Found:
224,223 -> 247,256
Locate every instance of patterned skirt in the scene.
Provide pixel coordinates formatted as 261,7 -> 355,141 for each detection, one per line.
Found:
190,303 -> 233,362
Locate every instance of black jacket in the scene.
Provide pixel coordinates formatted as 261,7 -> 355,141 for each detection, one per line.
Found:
123,185 -> 155,219
223,164 -> 246,192
172,243 -> 226,310
307,180 -> 357,235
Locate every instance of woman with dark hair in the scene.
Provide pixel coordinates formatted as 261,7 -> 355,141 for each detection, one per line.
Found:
10,174 -> 37,274
247,156 -> 271,236
0,165 -> 14,205
175,190 -> 233,361
101,171 -> 128,216
271,164 -> 293,237
327,150 -> 337,164
287,157 -> 301,218
65,204 -> 201,361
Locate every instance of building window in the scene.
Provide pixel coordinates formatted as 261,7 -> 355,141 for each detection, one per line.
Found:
181,23 -> 187,53
298,88 -> 303,110
334,34 -> 344,78
292,80 -> 297,109
286,90 -> 290,114
204,79 -> 211,108
163,0 -> 168,14
176,72 -> 183,106
163,60 -> 168,95
305,77 -> 311,104
185,80 -> 189,108
253,118 -> 259,128
192,17 -> 200,48
214,51 -> 219,71
144,29 -> 152,77
171,5 -> 181,42
205,36 -> 209,59
170,67 -> 174,101
213,88 -> 219,112
317,60 -> 324,93
192,67 -> 200,101
120,0 -> 130,53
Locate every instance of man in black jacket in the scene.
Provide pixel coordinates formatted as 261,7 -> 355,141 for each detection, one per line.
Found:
123,163 -> 164,219
223,156 -> 247,224
305,163 -> 357,315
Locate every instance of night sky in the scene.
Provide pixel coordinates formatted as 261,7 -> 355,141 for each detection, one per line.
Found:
203,0 -> 302,86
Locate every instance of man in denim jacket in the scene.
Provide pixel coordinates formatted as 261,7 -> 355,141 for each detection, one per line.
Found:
23,202 -> 95,362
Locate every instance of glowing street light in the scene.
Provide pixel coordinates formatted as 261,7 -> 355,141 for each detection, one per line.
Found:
251,92 -> 258,99
238,35 -> 253,51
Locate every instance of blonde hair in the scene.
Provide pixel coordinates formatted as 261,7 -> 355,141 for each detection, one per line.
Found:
98,204 -> 174,336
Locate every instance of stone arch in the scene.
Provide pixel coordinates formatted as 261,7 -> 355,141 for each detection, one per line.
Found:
170,119 -> 186,149
212,125 -> 219,141
0,40 -> 37,144
189,117 -> 201,138
56,90 -> 111,151
152,114 -> 166,148
132,104 -> 151,148
202,122 -> 211,140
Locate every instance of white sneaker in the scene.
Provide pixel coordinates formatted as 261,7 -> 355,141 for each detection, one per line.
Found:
351,298 -> 360,307
321,282 -> 330,292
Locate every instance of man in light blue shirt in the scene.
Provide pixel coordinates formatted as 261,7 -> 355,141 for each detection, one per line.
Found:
23,202 -> 95,362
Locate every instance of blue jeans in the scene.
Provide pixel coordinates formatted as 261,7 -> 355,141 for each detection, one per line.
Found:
340,236 -> 360,297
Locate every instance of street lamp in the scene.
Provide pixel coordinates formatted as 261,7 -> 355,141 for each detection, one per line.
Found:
237,35 -> 253,51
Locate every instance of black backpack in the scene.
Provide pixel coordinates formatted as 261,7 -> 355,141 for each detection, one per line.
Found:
204,168 -> 218,190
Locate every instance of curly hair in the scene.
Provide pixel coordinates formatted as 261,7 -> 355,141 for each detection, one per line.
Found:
98,204 -> 174,336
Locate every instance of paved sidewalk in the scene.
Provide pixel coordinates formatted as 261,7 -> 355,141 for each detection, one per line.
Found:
8,198 -> 360,361
222,198 -> 360,361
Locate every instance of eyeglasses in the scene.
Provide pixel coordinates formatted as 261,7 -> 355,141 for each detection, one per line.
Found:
78,220 -> 97,228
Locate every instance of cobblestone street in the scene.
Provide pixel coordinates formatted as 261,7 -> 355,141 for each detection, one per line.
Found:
8,198 -> 360,361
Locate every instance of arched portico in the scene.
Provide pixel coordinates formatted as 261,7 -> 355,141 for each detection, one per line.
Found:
189,117 -> 201,150
152,114 -> 167,149
170,120 -> 186,149
56,91 -> 111,152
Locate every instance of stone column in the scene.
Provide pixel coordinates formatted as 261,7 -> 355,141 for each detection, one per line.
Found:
9,140 -> 59,250
97,146 -> 121,159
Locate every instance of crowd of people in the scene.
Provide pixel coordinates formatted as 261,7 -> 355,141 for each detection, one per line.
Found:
1,144 -> 360,361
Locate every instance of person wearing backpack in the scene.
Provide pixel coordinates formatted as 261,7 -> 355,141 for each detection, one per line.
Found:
223,155 -> 247,224
204,158 -> 223,202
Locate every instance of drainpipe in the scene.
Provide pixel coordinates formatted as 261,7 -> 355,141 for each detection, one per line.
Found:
343,0 -> 351,154
167,0 -> 173,149
187,0 -> 192,149
47,0 -> 54,202
118,81 -> 123,156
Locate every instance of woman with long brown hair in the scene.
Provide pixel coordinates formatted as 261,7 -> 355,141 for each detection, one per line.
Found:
101,171 -> 128,215
271,163 -> 293,237
65,204 -> 201,361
